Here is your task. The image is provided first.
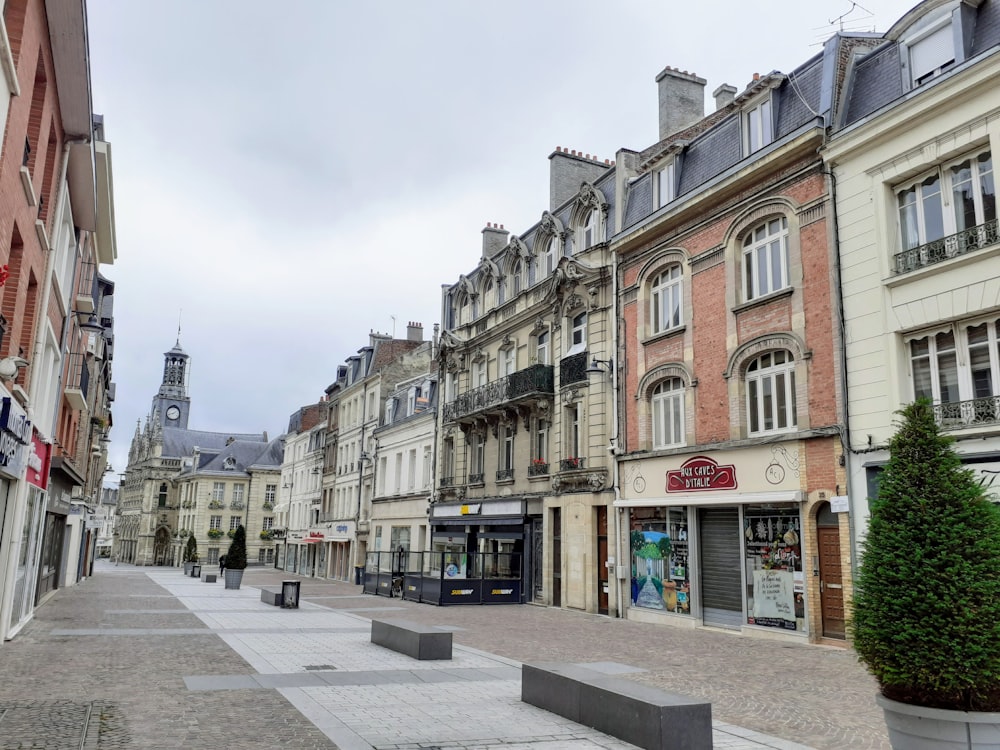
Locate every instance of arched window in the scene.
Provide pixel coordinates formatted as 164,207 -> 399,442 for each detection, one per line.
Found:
651,265 -> 683,334
483,278 -> 494,312
582,208 -> 600,249
746,351 -> 797,434
567,312 -> 587,355
458,292 -> 470,326
742,217 -> 789,300
545,236 -> 559,272
511,260 -> 523,296
652,378 -> 685,448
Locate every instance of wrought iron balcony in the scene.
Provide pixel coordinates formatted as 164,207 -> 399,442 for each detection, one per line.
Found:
496,468 -> 514,481
528,461 -> 549,477
559,457 -> 586,471
468,472 -> 484,485
442,364 -> 554,422
933,396 -> 1000,430
439,476 -> 455,488
894,218 -> 999,275
560,351 -> 589,386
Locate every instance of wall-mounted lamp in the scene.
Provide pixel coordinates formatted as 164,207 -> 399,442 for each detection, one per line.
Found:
78,313 -> 103,334
585,357 -> 614,378
0,356 -> 29,380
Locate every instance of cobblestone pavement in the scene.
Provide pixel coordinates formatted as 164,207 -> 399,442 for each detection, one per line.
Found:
0,561 -> 888,749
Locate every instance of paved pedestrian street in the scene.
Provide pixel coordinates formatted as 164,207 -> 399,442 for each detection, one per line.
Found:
0,561 -> 888,749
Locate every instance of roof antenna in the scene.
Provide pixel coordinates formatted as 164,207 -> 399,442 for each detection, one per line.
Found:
176,309 -> 182,346
828,1 -> 874,33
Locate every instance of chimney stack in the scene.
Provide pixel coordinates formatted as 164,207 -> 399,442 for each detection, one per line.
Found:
548,146 -> 611,212
713,83 -> 737,111
406,321 -> 423,342
655,66 -> 706,140
481,222 -> 509,259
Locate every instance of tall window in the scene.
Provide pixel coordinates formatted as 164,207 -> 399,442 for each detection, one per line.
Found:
536,330 -> 549,365
422,446 -> 432,489
566,404 -> 581,458
264,484 -> 276,503
897,150 -> 995,253
483,278 -> 494,311
745,98 -> 772,154
262,517 -> 274,530
230,516 -> 242,530
910,319 -> 1000,405
652,378 -> 685,448
651,265 -> 683,334
232,483 -> 245,504
743,217 -> 789,300
581,209 -> 600,249
210,516 -> 222,530
469,433 -> 485,482
657,162 -> 675,207
474,359 -> 487,388
158,483 -> 168,508
501,347 -> 515,376
500,425 -> 514,472
407,448 -> 417,490
545,236 -> 559,274
568,312 -> 587,355
443,438 -> 455,482
511,260 -> 523,296
212,482 -> 225,501
534,418 -> 548,462
746,351 -> 797,434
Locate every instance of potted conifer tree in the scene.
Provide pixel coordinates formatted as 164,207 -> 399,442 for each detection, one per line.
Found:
184,535 -> 198,575
224,525 -> 247,590
852,399 -> 1000,748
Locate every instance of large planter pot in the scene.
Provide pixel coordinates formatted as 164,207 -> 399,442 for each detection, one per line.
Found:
877,693 -> 1000,749
224,569 -> 244,590
184,562 -> 193,575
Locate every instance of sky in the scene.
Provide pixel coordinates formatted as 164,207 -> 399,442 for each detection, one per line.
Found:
86,0 -> 921,483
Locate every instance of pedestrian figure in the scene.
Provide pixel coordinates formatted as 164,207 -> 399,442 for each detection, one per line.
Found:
219,554 -> 227,576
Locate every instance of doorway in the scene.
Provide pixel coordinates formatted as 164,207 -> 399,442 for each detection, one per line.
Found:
698,507 -> 742,628
596,506 -> 609,615
816,503 -> 845,639
552,508 -> 561,607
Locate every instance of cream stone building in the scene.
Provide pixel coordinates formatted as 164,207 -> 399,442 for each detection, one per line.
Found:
825,0 -> 1000,546
435,149 -> 618,612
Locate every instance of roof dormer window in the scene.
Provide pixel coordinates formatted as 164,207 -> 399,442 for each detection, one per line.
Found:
657,161 -> 676,208
744,97 -> 773,155
907,20 -> 955,86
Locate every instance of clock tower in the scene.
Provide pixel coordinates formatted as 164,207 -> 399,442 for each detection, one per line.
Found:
151,338 -> 191,429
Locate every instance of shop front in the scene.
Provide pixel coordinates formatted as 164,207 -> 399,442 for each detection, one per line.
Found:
0,390 -> 31,641
618,444 -> 832,640
321,521 -> 354,581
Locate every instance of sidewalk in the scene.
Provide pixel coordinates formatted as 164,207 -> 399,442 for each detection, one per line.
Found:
0,561 -> 888,749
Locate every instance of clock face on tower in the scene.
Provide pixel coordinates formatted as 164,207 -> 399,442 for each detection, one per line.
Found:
166,406 -> 181,421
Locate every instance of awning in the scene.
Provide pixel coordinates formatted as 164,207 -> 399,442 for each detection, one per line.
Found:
433,517 -> 525,527
299,538 -> 323,544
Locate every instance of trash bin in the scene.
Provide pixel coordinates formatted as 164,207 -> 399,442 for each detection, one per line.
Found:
191,564 -> 201,578
354,566 -> 364,585
281,580 -> 300,609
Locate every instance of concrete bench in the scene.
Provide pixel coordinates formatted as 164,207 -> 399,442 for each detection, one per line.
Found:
260,588 -> 282,606
370,618 -> 452,660
200,573 -> 217,583
521,662 -> 712,750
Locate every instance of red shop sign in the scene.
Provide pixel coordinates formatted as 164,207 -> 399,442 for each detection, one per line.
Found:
666,456 -> 738,493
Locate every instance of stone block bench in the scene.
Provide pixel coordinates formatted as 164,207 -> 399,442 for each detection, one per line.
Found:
521,662 -> 712,750
200,573 -> 217,583
260,588 -> 282,606
370,618 -> 452,660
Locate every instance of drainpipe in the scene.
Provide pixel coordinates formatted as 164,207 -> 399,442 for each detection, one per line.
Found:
610,248 -> 624,618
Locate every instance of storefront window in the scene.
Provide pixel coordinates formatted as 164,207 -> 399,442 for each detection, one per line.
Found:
743,504 -> 804,631
430,534 -> 467,579
629,506 -> 690,615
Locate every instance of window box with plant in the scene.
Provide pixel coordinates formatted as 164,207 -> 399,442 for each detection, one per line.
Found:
207,528 -> 224,539
262,501 -> 273,511
259,529 -> 274,541
528,458 -> 549,477
227,528 -> 237,539
208,500 -> 224,510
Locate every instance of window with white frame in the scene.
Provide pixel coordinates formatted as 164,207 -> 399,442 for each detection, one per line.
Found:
232,483 -> 245,504
443,438 -> 455,481
907,20 -> 955,86
262,517 -> 274,530
534,419 -> 548,463
545,236 -> 559,274
210,516 -> 222,530
422,446 -> 432,489
746,351 -> 797,434
501,347 -> 515,376
212,482 -> 225,501
469,433 -> 485,480
657,162 -> 675,208
745,97 -> 773,154
567,312 -> 587,355
474,359 -> 487,388
512,260 -> 523,296
230,516 -> 242,530
566,403 -> 581,459
264,484 -> 276,503
652,378 -> 685,448
896,149 -> 995,254
407,448 -> 417,490
483,277 -> 495,311
743,217 -> 789,301
651,265 -> 683,334
535,330 -> 549,365
500,425 -> 514,472
581,208 -> 600,249
909,319 -> 1000,406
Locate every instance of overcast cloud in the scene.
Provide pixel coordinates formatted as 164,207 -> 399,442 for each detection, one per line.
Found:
87,0 -> 919,481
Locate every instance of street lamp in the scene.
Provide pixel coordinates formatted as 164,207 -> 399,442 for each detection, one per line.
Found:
585,356 -> 614,377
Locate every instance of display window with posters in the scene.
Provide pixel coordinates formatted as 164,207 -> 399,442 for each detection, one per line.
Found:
743,504 -> 804,631
628,506 -> 691,615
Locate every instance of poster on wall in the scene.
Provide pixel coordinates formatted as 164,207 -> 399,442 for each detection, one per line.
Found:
750,569 -> 797,630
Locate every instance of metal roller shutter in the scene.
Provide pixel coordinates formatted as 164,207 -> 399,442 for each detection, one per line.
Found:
698,507 -> 743,628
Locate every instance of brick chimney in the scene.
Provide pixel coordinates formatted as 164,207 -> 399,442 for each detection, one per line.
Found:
406,321 -> 423,342
656,66 -> 706,140
713,83 -> 737,111
548,146 -> 612,212
481,223 -> 509,260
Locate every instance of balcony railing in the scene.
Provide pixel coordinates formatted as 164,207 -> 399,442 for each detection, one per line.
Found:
468,472 -> 484,485
894,218 -> 999,275
496,468 -> 514,481
439,476 -> 455,488
559,457 -> 586,471
443,363 -> 554,422
528,461 -> 549,477
560,351 -> 589,386
933,396 -> 1000,430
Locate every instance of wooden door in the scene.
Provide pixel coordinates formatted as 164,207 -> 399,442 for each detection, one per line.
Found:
817,525 -> 845,638
597,506 -> 609,615
552,508 -> 561,607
